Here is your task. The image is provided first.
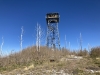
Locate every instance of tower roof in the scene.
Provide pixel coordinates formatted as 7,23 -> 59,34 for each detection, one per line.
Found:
46,12 -> 59,23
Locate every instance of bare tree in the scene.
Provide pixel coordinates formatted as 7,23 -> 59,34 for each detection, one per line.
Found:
20,26 -> 24,50
80,32 -> 82,50
88,43 -> 91,52
65,35 -> 67,49
77,38 -> 79,50
0,37 -> 4,56
69,42 -> 70,50
36,23 -> 44,52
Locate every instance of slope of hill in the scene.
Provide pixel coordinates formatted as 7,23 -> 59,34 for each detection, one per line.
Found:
0,46 -> 100,75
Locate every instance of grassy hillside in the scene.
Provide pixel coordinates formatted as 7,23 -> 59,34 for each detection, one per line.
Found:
0,46 -> 100,75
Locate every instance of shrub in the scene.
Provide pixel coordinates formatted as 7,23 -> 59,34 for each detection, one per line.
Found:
77,49 -> 88,56
90,47 -> 100,58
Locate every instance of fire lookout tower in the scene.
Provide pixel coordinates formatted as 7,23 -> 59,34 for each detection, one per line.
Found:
46,13 -> 60,49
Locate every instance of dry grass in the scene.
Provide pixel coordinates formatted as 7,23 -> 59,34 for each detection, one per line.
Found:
0,46 -> 69,72
0,46 -> 100,75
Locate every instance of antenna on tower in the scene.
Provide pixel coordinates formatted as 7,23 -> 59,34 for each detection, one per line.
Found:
46,12 -> 60,50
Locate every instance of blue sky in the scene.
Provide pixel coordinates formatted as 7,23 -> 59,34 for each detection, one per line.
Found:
0,0 -> 100,54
